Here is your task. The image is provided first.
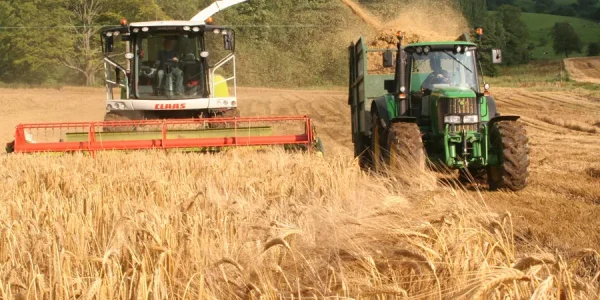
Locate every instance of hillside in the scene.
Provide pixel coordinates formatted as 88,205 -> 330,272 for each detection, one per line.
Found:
514,0 -> 578,11
522,12 -> 600,60
564,56 -> 600,84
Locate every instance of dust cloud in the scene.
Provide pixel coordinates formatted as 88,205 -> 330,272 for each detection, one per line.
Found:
339,0 -> 383,29
340,0 -> 470,73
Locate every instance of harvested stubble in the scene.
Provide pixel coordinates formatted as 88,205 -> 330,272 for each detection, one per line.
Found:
0,148 -> 598,299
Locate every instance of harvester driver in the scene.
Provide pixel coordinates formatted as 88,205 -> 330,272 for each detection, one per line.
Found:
421,54 -> 450,92
155,39 -> 184,96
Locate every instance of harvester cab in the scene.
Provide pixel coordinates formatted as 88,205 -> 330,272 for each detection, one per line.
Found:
6,0 -> 324,156
348,29 -> 530,191
101,19 -> 239,122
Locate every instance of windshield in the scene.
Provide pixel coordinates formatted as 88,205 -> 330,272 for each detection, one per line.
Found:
409,50 -> 478,93
135,32 -> 210,100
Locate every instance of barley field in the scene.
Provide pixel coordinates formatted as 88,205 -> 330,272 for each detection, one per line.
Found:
1,84 -> 599,299
1,150 -> 598,299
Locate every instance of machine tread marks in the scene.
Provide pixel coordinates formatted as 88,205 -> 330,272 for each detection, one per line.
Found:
386,122 -> 426,172
488,120 -> 530,191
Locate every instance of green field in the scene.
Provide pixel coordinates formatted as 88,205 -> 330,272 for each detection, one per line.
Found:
521,12 -> 600,60
513,0 -> 577,12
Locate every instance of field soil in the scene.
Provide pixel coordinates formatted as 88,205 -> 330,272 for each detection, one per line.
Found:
1,86 -> 599,251
564,56 -> 600,84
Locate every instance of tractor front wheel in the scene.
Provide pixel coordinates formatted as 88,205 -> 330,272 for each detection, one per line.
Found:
386,122 -> 426,172
487,120 -> 530,191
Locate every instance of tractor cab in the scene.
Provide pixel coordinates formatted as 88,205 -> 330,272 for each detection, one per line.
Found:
381,36 -> 501,139
100,19 -> 236,110
402,42 -> 480,131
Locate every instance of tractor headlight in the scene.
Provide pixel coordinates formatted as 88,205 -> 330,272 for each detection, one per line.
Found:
463,115 -> 479,124
444,115 -> 461,124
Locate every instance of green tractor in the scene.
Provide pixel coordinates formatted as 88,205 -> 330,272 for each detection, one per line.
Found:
348,31 -> 530,191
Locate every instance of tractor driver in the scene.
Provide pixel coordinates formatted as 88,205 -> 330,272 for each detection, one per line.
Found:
155,38 -> 185,96
420,53 -> 451,118
420,54 -> 451,92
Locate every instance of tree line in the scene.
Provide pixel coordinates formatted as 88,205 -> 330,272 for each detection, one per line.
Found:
0,0 -> 596,87
488,0 -> 600,20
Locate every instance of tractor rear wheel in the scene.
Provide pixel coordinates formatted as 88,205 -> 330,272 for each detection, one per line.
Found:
386,122 -> 426,172
487,120 -> 530,191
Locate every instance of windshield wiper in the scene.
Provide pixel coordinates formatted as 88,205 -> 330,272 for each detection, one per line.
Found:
442,51 -> 472,74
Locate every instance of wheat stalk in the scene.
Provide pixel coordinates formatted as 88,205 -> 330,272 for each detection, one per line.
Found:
512,253 -> 557,271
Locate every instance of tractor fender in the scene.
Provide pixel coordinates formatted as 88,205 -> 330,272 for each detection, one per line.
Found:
485,95 -> 498,119
489,115 -> 520,127
371,96 -> 391,129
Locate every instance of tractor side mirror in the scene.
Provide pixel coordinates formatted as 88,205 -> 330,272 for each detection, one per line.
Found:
383,50 -> 394,68
224,31 -> 234,51
105,36 -> 114,52
115,67 -> 121,83
384,79 -> 396,93
492,49 -> 502,64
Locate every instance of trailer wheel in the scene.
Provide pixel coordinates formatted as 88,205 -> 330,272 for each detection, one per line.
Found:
386,122 -> 425,172
487,120 -> 530,191
370,110 -> 385,172
357,135 -> 371,169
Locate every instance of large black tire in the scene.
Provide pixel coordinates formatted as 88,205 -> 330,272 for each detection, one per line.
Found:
487,120 -> 530,191
386,122 -> 426,172
370,110 -> 385,172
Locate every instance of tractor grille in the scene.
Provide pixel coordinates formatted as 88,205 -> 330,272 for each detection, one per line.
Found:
438,97 -> 478,132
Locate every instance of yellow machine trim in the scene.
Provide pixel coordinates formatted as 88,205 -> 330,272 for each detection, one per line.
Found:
213,74 -> 230,97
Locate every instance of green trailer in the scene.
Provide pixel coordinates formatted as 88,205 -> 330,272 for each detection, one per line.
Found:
348,31 -> 530,191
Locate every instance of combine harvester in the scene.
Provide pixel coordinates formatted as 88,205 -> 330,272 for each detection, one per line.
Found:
348,29 -> 530,191
6,0 -> 323,155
